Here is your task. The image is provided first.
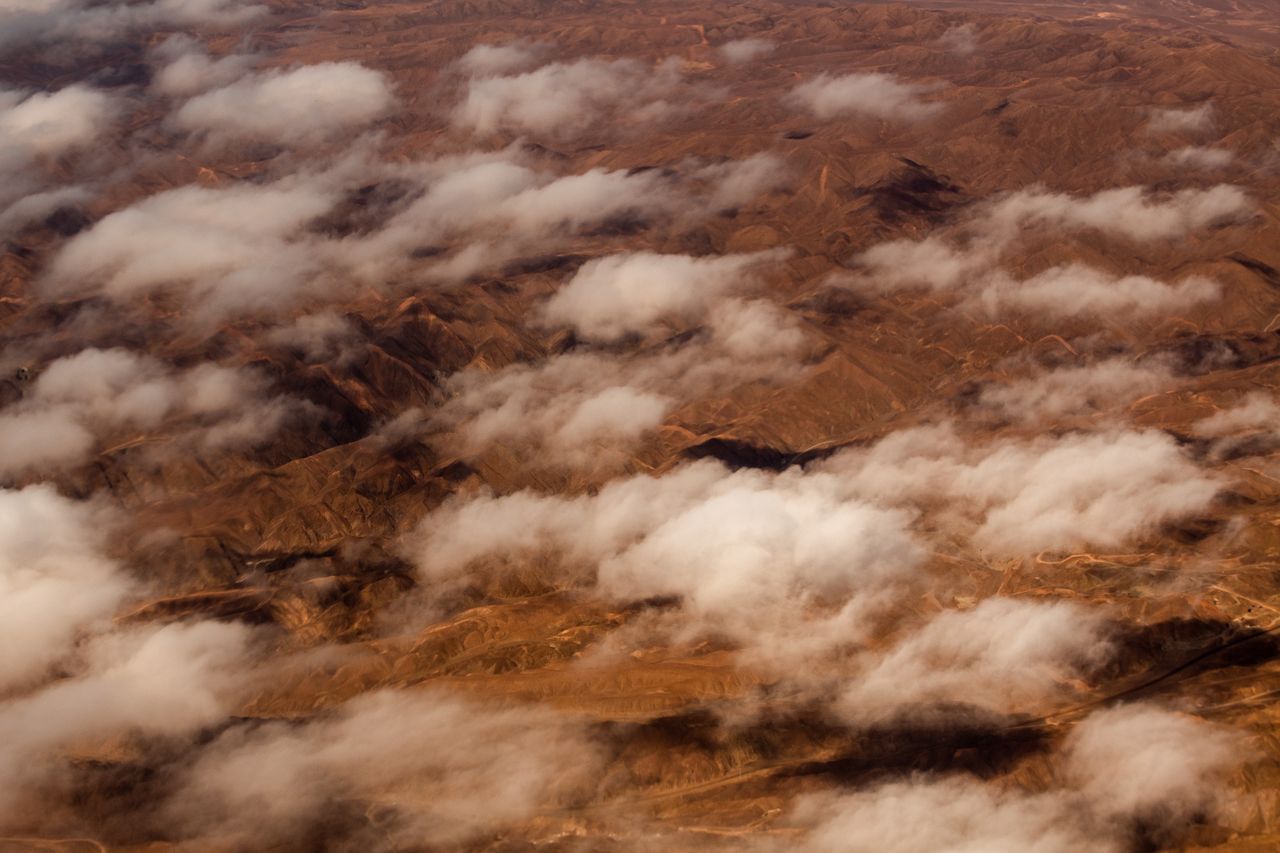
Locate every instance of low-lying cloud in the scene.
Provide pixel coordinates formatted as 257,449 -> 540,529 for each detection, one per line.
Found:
453,56 -> 697,138
0,84 -> 117,231
45,147 -> 789,317
839,597 -> 1113,721
0,485 -> 126,692
169,688 -> 598,848
542,249 -> 792,342
434,301 -> 809,467
850,184 -> 1248,317
823,425 -> 1221,554
789,72 -> 944,122
150,35 -> 258,97
455,41 -> 546,77
972,264 -> 1220,318
719,38 -> 774,64
0,347 -> 302,476
173,62 -> 397,146
0,0 -> 263,55
977,357 -> 1177,423
790,703 -> 1239,852
409,460 -> 924,658
1147,102 -> 1214,134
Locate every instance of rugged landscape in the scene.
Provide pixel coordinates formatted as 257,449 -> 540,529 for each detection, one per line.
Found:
1,0 -> 1280,849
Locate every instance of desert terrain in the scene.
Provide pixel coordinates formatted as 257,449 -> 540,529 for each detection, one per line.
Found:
1,0 -> 1279,849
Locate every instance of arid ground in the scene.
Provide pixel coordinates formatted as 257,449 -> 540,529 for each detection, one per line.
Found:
1,0 -> 1280,850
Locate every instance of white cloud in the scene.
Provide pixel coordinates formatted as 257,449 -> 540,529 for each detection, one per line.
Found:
708,297 -> 808,361
266,310 -> 362,363
0,84 -> 116,157
0,620 -> 252,817
977,358 -> 1176,422
0,184 -> 92,237
788,72 -> 944,122
542,249 -> 790,342
456,41 -> 546,77
790,704 -> 1240,852
435,294 -> 807,467
169,688 -> 598,847
938,23 -> 978,55
825,425 -> 1222,554
719,38 -> 774,64
0,485 -> 127,692
1065,704 -> 1241,827
173,62 -> 396,145
856,233 -> 995,292
851,185 -> 1248,316
151,35 -> 257,97
971,264 -> 1220,318
839,597 -> 1113,721
1195,391 -> 1280,437
45,177 -> 336,315
44,147 -> 788,314
346,150 -> 788,285
1147,103 -> 1214,134
409,460 -> 924,658
0,348 -> 302,475
0,0 -> 263,55
984,184 -> 1251,242
792,777 -> 1101,853
452,57 -> 694,138
1166,146 -> 1233,170
0,85 -> 116,233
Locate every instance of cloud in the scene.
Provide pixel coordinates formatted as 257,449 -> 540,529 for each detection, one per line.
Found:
1064,704 -> 1241,828
792,777 -> 1101,853
434,352 -> 676,464
937,23 -> 978,55
1166,145 -> 1233,170
708,297 -> 809,361
434,296 -> 808,467
0,620 -> 252,818
452,57 -> 695,138
789,704 -> 1240,852
455,41 -> 546,76
0,485 -> 127,692
788,72 -> 944,122
0,482 -> 258,825
0,348 -> 302,475
0,84 -> 116,157
150,35 -> 258,96
850,185 -> 1248,314
983,184 -> 1251,242
0,0 -> 263,55
1195,391 -> 1280,437
856,234 -> 995,292
0,85 -> 116,231
45,145 -> 787,317
0,184 -> 93,237
344,150 -> 789,285
839,597 -> 1113,722
173,62 -> 396,145
168,688 -> 598,847
719,38 -> 774,64
1147,103 -> 1214,134
971,264 -> 1220,318
542,249 -> 791,342
596,470 -> 925,656
409,460 -> 924,658
977,357 -> 1176,422
44,175 -> 338,316
825,425 -> 1222,554
266,310 -> 363,364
